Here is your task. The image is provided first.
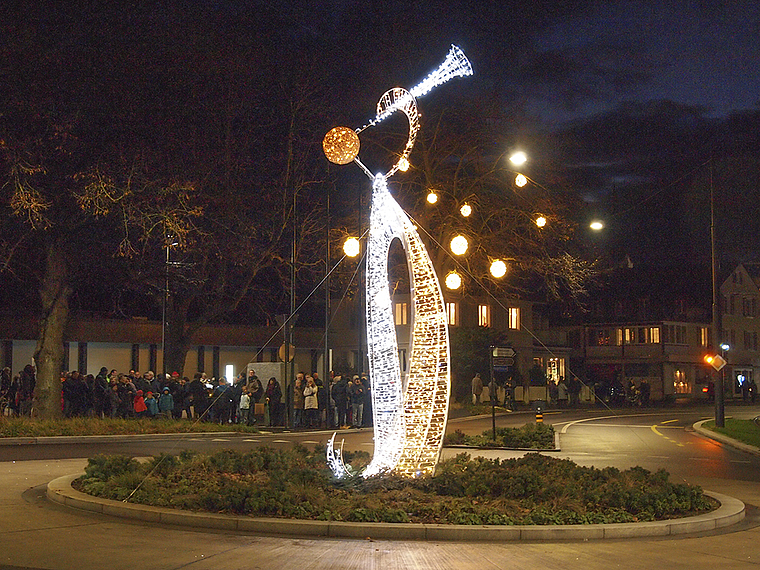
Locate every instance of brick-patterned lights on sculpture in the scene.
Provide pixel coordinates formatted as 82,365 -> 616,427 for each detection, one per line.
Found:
322,45 -> 472,479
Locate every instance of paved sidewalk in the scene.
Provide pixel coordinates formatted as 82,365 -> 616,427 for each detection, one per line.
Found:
1,415 -> 758,570
0,457 -> 757,569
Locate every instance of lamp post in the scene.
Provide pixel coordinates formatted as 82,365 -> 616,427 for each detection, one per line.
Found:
161,236 -> 178,377
343,236 -> 362,374
710,161 -> 725,427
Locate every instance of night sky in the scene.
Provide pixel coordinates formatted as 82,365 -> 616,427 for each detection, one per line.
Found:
296,0 -> 760,268
4,0 -> 760,277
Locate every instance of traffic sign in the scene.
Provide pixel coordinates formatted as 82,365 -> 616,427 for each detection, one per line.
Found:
278,343 -> 295,362
492,347 -> 515,358
708,354 -> 726,371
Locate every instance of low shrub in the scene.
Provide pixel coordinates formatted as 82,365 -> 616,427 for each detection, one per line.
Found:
74,448 -> 715,525
444,423 -> 555,449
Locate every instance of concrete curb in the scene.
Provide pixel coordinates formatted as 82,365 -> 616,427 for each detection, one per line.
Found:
693,419 -> 760,457
47,474 -> 744,541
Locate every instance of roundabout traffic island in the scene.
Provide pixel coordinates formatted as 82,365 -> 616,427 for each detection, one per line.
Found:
45,446 -> 745,541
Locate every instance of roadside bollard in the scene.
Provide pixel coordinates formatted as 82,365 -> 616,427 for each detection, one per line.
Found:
533,400 -> 544,424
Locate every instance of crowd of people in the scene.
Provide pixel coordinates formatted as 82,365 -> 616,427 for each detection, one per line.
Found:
1,364 -> 374,430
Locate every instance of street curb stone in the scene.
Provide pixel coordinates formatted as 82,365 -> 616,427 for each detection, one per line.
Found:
693,419 -> 760,456
47,474 -> 744,541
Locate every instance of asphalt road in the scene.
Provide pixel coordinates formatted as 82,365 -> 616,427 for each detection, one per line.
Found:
4,404 -> 757,486
1,403 -> 758,570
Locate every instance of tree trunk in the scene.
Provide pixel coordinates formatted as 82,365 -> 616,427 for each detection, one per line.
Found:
163,299 -> 197,378
33,239 -> 72,419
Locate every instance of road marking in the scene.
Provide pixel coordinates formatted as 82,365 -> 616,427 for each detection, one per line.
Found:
560,413 -> 668,434
650,425 -> 684,447
661,419 -> 679,424
272,439 -> 290,443
242,439 -> 259,442
300,440 -> 319,444
211,438 -> 230,442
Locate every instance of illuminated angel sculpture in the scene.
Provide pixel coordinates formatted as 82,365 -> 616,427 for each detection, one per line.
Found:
323,45 -> 472,478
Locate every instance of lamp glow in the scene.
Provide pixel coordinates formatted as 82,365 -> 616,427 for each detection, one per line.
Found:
515,174 -> 527,187
459,203 -> 472,217
343,237 -> 361,257
510,151 -> 527,166
490,259 -> 507,278
398,157 -> 410,172
590,220 -> 604,231
450,234 -> 469,256
445,271 -> 462,290
426,191 -> 438,204
535,216 -> 547,228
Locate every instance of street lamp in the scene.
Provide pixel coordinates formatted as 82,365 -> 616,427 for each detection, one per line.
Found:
450,234 -> 469,256
589,220 -> 604,231
445,271 -> 462,290
343,237 -> 361,258
509,151 -> 528,166
489,259 -> 507,279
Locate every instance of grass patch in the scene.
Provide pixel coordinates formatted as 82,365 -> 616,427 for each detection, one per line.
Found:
74,447 -> 714,525
444,424 -> 555,449
0,417 -> 259,438
703,418 -> 760,448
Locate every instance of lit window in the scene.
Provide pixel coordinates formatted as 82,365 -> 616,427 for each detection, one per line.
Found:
478,304 -> 490,327
650,327 -> 660,343
398,349 -> 408,372
508,307 -> 520,330
446,302 -> 459,326
394,302 -> 408,326
700,327 -> 709,347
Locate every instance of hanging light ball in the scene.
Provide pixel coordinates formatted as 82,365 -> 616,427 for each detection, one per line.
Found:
323,126 -> 360,165
398,156 -> 410,172
426,191 -> 438,204
490,259 -> 507,278
343,237 -> 361,257
535,216 -> 547,228
515,173 -> 528,187
459,203 -> 472,217
445,271 -> 462,290
450,234 -> 469,256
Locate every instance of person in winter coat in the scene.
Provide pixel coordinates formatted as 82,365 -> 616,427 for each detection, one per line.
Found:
158,387 -> 174,419
292,376 -> 305,428
133,390 -> 148,418
264,377 -> 282,426
144,391 -> 159,417
348,376 -> 365,428
331,374 -> 349,428
238,390 -> 251,426
303,376 -> 319,428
